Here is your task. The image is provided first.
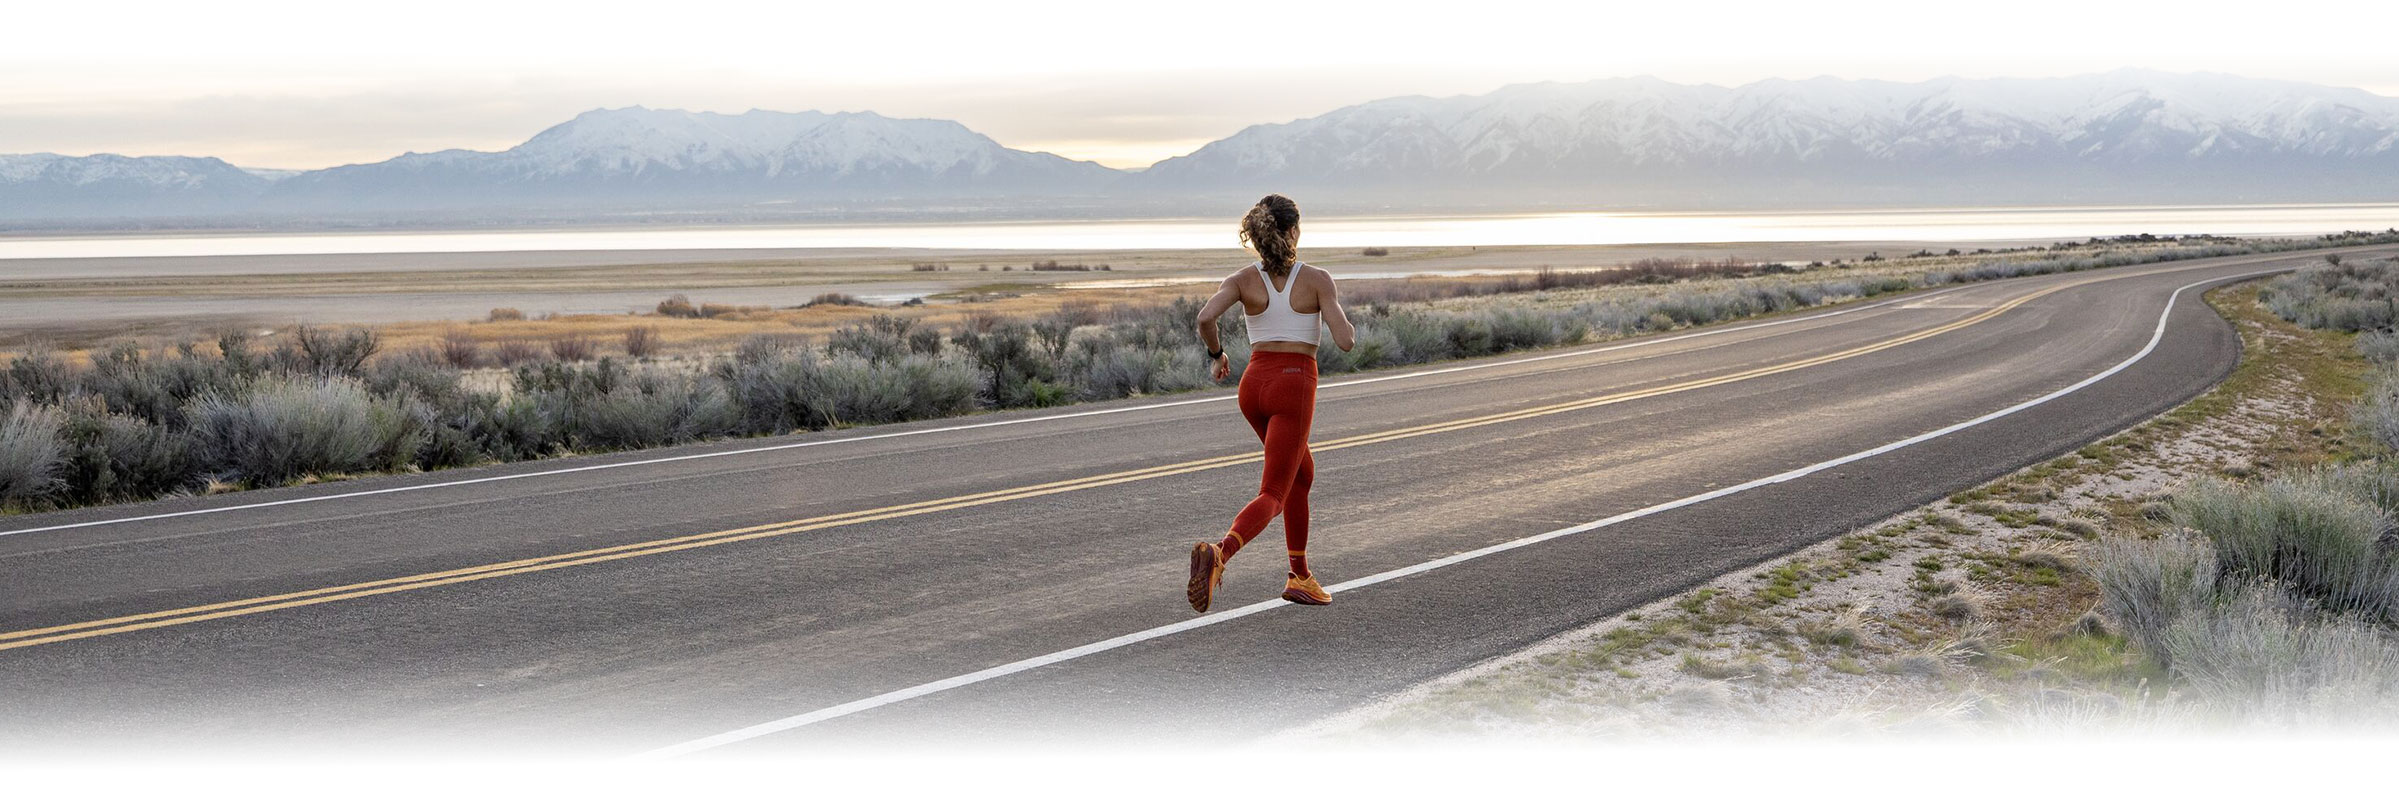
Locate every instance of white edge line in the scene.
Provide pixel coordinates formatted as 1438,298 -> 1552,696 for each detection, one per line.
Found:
0,282 -> 1973,539
630,267 -> 2279,760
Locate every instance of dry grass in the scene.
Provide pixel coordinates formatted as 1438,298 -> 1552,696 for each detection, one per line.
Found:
14,235 -> 2391,376
363,286 -> 1195,361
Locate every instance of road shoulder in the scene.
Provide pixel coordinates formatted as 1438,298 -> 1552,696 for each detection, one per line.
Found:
1289,280 -> 2362,740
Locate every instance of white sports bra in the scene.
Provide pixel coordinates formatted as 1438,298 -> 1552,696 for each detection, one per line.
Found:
1245,261 -> 1321,345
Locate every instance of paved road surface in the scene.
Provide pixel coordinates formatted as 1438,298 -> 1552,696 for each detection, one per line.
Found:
0,248 -> 2377,757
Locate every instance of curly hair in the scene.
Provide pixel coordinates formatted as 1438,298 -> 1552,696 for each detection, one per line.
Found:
1240,194 -> 1301,278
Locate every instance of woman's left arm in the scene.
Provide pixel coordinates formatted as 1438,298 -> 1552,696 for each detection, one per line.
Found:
1320,272 -> 1356,352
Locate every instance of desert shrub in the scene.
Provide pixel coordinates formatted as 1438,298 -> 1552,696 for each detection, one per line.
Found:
2157,580 -> 2399,718
465,395 -> 558,462
402,401 -> 484,470
2354,369 -> 2399,454
2259,258 -> 2399,332
487,307 -> 526,322
908,326 -> 945,356
1065,342 -> 1211,400
826,318 -> 911,364
290,327 -> 381,377
733,334 -> 803,367
2170,475 -> 2399,618
2300,461 -> 2399,514
11,231 -> 2393,517
803,293 -> 871,308
549,334 -> 597,362
804,354 -> 980,426
657,294 -> 700,318
185,376 -> 418,485
951,322 -> 1058,408
3,351 -> 75,407
1374,310 -> 1454,364
0,404 -> 67,504
215,331 -> 261,377
995,371 -> 1072,408
1485,307 -> 1566,351
364,352 -> 466,406
717,353 -> 819,433
78,343 -> 242,427
1331,327 -> 1401,372
2093,529 -> 2225,673
2359,330 -> 2399,364
563,371 -> 740,450
489,339 -> 544,367
55,400 -> 193,503
622,327 -> 659,359
699,303 -> 746,319
439,330 -> 483,368
1031,318 -> 1077,359
1361,247 -> 1389,257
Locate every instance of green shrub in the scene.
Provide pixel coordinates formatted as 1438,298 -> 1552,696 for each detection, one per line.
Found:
2259,259 -> 2399,332
2092,531 -> 2223,667
186,376 -> 418,485
2170,476 -> 2399,618
2353,370 -> 2399,455
563,372 -> 740,450
800,354 -> 980,426
57,401 -> 192,503
0,404 -> 67,504
2158,580 -> 2399,718
2359,330 -> 2399,364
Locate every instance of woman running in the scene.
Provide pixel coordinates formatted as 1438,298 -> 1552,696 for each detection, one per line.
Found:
1187,194 -> 1356,613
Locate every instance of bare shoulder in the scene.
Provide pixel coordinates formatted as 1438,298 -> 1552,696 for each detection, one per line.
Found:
1303,264 -> 1337,290
1223,265 -> 1260,288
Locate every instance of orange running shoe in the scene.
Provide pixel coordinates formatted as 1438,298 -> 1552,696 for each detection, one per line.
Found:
1187,541 -> 1225,613
1283,572 -> 1331,605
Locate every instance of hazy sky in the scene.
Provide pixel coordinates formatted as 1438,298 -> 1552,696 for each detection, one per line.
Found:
8,0 -> 2397,170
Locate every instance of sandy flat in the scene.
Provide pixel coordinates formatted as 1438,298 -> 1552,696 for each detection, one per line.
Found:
1,239 -> 2044,340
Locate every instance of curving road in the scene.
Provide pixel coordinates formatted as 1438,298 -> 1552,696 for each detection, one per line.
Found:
0,247 -> 2379,757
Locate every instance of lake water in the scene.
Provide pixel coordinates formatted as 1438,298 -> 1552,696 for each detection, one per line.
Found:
4,203 -> 2395,261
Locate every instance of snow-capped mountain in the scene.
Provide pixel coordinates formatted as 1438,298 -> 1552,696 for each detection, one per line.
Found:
0,153 -> 272,218
1137,70 -> 2399,205
5,72 -> 2398,225
266,107 -> 1120,211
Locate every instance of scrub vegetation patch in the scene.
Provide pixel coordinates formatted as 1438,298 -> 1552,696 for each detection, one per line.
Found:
1,234 -> 2391,517
1300,259 -> 2399,741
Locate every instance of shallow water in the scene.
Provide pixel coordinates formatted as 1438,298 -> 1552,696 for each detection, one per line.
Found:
5,203 -> 2394,260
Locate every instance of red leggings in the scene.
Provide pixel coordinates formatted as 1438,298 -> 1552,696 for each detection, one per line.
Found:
1218,350 -> 1317,578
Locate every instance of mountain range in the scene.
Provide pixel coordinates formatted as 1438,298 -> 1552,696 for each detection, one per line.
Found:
7,70 -> 2398,225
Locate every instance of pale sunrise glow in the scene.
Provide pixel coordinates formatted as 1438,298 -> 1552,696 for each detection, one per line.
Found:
5,0 -> 2395,169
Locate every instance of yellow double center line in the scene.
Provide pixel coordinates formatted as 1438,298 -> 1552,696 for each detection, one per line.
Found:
0,279 -> 2072,653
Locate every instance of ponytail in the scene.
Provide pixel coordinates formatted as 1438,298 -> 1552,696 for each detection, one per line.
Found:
1240,194 -> 1301,278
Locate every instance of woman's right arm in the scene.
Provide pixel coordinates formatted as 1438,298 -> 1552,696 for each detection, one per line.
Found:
1195,274 -> 1241,381
1319,271 -> 1357,352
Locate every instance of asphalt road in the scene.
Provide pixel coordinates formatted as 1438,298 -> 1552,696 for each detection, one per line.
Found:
0,247 -> 2380,757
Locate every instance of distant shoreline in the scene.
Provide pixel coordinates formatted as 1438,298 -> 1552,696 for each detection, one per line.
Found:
5,202 -> 2394,262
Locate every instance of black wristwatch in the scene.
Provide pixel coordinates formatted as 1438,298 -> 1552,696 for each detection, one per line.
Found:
1207,347 -> 1225,360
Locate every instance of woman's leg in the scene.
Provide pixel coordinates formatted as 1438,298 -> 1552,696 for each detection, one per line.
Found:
1285,451 -> 1314,578
1218,412 -> 1308,557
1219,370 -> 1315,559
